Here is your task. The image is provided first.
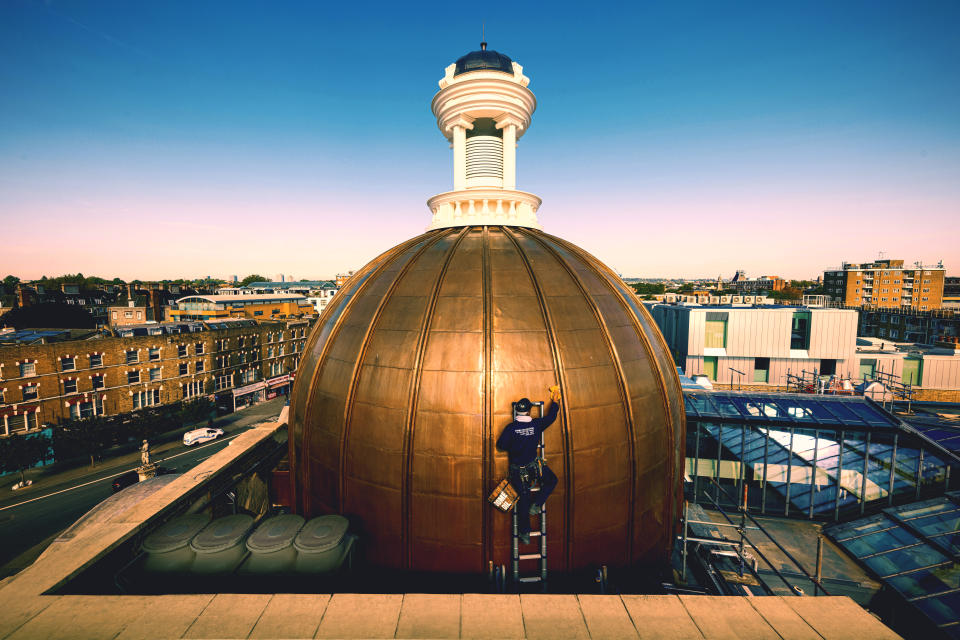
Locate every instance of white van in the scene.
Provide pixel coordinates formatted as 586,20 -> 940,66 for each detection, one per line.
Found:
183,427 -> 224,447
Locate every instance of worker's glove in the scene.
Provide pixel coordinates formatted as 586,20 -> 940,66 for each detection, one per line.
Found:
548,385 -> 561,402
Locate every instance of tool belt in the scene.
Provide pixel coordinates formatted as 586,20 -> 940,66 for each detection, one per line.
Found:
510,458 -> 543,487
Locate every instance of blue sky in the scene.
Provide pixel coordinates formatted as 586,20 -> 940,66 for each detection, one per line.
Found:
1,1 -> 958,280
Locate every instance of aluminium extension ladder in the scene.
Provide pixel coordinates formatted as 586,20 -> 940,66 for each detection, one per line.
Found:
511,400 -> 547,590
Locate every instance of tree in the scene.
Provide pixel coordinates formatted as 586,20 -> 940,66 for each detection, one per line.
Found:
2,275 -> 19,291
630,282 -> 665,296
770,286 -> 803,301
54,417 -> 114,467
239,274 -> 267,287
0,433 -> 49,486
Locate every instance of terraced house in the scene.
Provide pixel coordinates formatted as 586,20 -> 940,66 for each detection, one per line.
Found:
0,318 -> 313,436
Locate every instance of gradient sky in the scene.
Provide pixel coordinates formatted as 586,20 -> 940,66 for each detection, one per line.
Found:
2,1 -> 958,281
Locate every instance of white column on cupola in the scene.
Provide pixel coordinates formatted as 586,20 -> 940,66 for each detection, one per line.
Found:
496,116 -> 522,191
450,119 -> 472,191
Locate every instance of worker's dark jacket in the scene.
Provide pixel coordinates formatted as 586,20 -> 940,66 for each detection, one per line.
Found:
496,401 -> 560,465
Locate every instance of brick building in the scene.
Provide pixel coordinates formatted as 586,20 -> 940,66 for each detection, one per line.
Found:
857,307 -> 960,344
0,318 -> 314,436
167,293 -> 314,322
107,302 -> 155,326
823,259 -> 946,310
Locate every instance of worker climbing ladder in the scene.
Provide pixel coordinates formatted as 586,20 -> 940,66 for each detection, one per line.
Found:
511,400 -> 548,590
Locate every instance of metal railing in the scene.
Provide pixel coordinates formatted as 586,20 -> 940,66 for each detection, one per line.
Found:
679,478 -> 830,596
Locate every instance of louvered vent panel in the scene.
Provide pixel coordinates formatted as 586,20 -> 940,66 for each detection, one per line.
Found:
466,136 -> 503,179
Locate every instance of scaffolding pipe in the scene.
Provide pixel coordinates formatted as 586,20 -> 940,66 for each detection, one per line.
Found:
706,477 -> 831,595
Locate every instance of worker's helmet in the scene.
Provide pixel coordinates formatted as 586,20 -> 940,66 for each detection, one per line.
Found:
515,398 -> 532,413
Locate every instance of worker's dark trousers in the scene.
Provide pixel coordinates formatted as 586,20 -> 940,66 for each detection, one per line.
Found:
510,463 -> 558,536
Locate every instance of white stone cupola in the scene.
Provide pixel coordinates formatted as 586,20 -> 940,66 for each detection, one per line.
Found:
427,43 -> 541,230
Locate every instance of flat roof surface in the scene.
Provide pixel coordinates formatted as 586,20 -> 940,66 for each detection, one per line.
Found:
0,593 -> 902,639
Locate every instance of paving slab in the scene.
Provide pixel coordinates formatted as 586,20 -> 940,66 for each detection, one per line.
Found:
113,594 -> 215,640
182,593 -> 272,639
395,593 -> 461,639
784,596 -> 902,640
620,595 -> 704,639
461,594 -> 525,639
0,596 -> 59,640
746,597 -> 824,640
521,594 -> 590,640
576,595 -> 639,639
249,594 -> 330,639
5,595 -> 148,640
678,596 -> 780,640
315,593 -> 403,639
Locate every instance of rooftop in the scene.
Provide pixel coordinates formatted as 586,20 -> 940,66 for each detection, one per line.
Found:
0,410 -> 902,640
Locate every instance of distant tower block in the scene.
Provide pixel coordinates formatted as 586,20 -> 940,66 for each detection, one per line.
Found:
427,43 -> 541,230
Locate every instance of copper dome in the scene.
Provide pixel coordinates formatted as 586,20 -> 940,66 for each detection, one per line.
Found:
288,225 -> 685,573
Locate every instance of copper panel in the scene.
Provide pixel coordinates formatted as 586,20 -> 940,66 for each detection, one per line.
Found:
561,365 -> 623,408
491,296 -> 547,332
411,493 -> 484,540
411,411 -> 483,456
430,297 -> 483,332
422,331 -> 483,372
607,324 -> 650,362
361,329 -> 421,369
573,444 -> 631,486
490,270 -> 537,296
352,364 -> 413,410
417,370 -> 483,414
412,539 -> 483,573
345,441 -> 403,489
290,226 -> 684,573
491,330 -> 552,372
391,270 -> 440,297
543,296 -> 599,332
374,294 -> 430,331
592,293 -> 634,329
346,402 -> 407,450
410,455 -> 484,497
567,404 -> 630,449
553,328 -> 611,369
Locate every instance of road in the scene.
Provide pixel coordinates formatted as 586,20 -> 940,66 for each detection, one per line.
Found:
0,399 -> 285,572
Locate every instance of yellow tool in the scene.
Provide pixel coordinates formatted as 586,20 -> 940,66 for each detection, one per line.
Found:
548,385 -> 561,402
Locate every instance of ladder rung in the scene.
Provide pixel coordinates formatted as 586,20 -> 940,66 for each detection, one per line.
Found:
519,553 -> 542,560
518,576 -> 542,583
529,531 -> 542,537
529,487 -> 540,492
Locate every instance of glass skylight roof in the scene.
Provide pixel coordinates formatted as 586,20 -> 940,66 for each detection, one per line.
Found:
684,391 -> 897,428
827,494 -> 960,637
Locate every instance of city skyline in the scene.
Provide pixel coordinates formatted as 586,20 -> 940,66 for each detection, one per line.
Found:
2,1 -> 959,280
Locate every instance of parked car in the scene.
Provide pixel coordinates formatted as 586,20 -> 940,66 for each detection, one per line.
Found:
111,470 -> 139,493
183,427 -> 225,447
111,466 -> 175,492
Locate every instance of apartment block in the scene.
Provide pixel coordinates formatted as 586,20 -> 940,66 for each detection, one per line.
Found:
0,318 -> 314,436
823,259 -> 945,310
